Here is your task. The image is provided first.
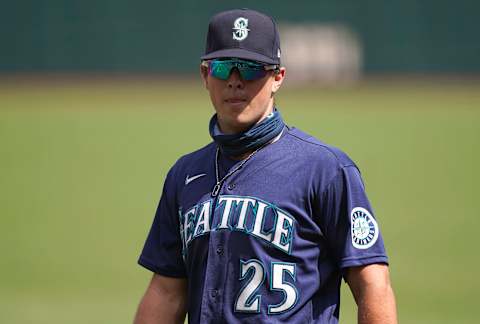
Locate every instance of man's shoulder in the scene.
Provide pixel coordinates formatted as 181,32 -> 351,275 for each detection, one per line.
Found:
178,142 -> 216,164
284,126 -> 357,169
168,142 -> 216,176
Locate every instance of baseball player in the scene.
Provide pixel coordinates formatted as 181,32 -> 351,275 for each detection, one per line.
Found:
134,8 -> 397,324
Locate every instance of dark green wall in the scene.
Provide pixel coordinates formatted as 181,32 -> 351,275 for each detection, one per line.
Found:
1,0 -> 478,73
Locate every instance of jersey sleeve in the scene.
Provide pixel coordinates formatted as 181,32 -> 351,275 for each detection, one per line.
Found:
320,165 -> 389,269
138,165 -> 187,278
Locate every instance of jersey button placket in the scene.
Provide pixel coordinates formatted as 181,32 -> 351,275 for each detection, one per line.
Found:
200,182 -> 228,322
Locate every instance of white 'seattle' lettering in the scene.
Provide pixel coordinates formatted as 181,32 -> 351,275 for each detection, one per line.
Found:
193,200 -> 212,237
235,198 -> 256,230
217,196 -> 242,229
272,210 -> 294,252
251,201 -> 273,242
180,195 -> 295,256
183,207 -> 196,246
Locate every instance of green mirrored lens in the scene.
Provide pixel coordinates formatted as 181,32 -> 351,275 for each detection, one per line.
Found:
209,59 -> 267,81
210,61 -> 232,80
240,68 -> 267,81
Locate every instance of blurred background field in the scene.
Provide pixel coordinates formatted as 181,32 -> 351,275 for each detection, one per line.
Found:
1,0 -> 480,323
1,78 -> 479,323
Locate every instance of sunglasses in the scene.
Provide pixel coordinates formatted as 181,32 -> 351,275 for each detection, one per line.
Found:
201,58 -> 279,81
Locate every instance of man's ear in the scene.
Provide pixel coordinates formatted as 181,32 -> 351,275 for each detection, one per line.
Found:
271,67 -> 286,94
200,64 -> 209,89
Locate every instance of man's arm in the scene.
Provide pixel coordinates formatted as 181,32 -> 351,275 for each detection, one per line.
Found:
345,263 -> 398,324
134,273 -> 187,324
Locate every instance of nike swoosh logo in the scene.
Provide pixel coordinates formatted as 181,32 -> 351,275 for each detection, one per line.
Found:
185,173 -> 207,185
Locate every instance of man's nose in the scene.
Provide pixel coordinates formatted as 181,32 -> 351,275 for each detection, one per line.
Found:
227,68 -> 245,89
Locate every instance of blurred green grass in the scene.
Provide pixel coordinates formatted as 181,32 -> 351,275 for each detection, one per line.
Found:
0,78 -> 479,323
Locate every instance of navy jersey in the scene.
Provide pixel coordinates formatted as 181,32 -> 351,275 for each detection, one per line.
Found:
139,127 -> 388,323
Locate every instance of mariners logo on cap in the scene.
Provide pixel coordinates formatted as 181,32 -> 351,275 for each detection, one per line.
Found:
232,17 -> 249,41
350,207 -> 379,249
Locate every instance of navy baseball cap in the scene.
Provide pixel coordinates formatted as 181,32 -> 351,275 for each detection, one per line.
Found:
201,9 -> 281,65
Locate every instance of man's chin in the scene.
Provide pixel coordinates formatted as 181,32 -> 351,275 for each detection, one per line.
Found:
223,100 -> 248,111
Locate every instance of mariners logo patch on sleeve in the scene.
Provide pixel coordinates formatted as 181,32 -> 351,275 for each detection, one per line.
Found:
350,207 -> 379,249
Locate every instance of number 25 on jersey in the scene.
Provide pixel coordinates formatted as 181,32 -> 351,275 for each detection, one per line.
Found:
234,259 -> 298,314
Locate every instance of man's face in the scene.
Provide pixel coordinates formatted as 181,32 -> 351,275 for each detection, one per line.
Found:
201,59 -> 286,134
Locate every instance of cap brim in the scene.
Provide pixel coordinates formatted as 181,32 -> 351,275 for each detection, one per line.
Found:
201,48 -> 279,65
